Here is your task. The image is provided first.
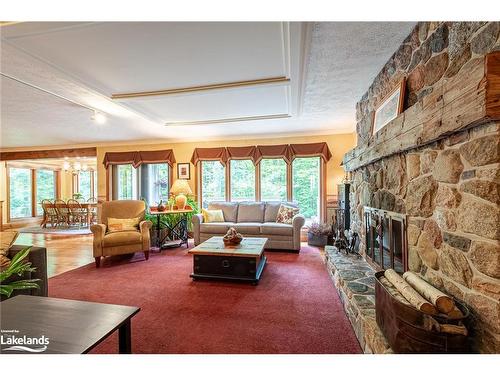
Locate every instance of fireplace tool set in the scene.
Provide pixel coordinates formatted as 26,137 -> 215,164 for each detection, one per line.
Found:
331,208 -> 360,257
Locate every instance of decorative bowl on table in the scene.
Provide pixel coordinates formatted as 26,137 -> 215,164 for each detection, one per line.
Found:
223,227 -> 243,246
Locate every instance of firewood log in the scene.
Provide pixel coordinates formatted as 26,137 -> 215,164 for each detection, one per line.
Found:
384,269 -> 438,315
379,276 -> 412,306
444,305 -> 465,320
439,323 -> 468,336
403,271 -> 456,313
422,316 -> 468,336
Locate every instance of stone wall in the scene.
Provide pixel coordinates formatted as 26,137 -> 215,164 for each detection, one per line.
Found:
346,22 -> 500,353
355,22 -> 500,145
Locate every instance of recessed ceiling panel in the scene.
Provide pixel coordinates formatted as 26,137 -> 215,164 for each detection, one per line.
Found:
2,22 -> 288,94
122,85 -> 290,123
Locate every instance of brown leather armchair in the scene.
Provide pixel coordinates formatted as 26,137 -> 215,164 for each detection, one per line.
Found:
91,200 -> 152,268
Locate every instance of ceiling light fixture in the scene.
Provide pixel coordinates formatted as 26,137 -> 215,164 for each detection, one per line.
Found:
92,111 -> 106,124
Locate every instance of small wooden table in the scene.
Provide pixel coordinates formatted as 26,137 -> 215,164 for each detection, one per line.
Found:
0,295 -> 140,354
188,237 -> 268,285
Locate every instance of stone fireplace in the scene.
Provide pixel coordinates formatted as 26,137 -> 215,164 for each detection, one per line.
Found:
364,207 -> 408,273
327,22 -> 500,353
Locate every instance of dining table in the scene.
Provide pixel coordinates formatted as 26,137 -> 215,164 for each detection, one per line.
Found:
41,202 -> 97,228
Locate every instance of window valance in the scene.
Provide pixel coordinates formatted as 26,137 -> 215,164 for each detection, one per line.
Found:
190,147 -> 228,165
289,142 -> 332,162
103,149 -> 176,169
226,146 -> 258,165
254,144 -> 293,164
190,142 -> 331,165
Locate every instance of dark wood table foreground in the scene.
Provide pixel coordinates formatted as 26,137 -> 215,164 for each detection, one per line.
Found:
0,295 -> 140,354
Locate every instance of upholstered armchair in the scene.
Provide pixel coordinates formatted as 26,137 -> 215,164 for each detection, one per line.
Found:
90,200 -> 152,268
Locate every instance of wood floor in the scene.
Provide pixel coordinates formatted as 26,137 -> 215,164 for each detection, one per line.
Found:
14,232 -> 94,277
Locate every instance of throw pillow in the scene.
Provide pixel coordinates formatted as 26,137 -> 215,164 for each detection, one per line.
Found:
0,231 -> 19,269
202,209 -> 225,223
107,217 -> 141,233
276,204 -> 299,224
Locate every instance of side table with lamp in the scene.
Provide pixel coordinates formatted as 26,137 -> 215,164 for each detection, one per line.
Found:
151,179 -> 194,250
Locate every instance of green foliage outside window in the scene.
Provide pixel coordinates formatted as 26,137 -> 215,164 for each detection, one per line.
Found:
36,170 -> 56,215
118,164 -> 134,200
260,158 -> 287,201
230,159 -> 255,202
9,168 -> 32,218
79,170 -> 93,200
292,157 -> 320,220
199,157 -> 321,220
201,161 -> 225,208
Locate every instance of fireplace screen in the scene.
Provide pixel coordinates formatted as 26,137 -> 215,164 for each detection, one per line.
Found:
364,206 -> 407,273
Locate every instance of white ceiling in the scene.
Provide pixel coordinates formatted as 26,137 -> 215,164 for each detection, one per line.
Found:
0,22 -> 415,148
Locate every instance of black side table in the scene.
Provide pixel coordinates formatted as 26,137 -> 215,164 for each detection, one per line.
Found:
149,209 -> 192,250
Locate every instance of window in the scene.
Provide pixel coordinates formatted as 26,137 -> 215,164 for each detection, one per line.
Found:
230,159 -> 255,202
260,158 -> 287,201
8,167 -> 57,219
292,157 -> 320,222
78,170 -> 96,201
140,163 -> 170,206
112,164 -> 170,203
200,161 -> 226,208
36,170 -> 56,215
197,155 -> 324,221
9,168 -> 32,219
114,164 -> 138,200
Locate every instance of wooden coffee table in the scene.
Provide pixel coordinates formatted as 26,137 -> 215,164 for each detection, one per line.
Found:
188,237 -> 268,285
0,295 -> 140,354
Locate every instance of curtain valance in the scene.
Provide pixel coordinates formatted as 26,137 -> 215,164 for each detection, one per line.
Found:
190,142 -> 332,165
190,147 -> 228,165
289,142 -> 332,162
134,150 -> 176,167
103,149 -> 176,169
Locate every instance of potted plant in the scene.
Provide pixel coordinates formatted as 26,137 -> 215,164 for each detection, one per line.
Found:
0,247 -> 40,298
307,221 -> 332,247
73,192 -> 83,201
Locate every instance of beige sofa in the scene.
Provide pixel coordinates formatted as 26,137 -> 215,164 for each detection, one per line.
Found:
192,201 -> 305,252
91,200 -> 152,268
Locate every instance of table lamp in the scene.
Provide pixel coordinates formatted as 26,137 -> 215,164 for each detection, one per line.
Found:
170,179 -> 193,209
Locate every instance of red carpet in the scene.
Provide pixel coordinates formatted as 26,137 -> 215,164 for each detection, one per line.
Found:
48,245 -> 361,354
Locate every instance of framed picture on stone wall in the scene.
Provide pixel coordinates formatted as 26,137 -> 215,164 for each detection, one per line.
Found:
372,78 -> 406,136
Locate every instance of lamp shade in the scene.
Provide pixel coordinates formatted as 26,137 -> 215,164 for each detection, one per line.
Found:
170,179 -> 193,196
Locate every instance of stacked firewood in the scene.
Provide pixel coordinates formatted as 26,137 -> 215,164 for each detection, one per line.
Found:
380,269 -> 468,336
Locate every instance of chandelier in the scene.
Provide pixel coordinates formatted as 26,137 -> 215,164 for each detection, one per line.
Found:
63,158 -> 92,174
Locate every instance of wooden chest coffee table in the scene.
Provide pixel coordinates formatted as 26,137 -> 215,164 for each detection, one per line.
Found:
188,237 -> 268,284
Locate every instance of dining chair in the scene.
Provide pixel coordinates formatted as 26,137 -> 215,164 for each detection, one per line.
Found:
87,197 -> 98,225
54,199 -> 71,227
67,199 -> 86,227
41,199 -> 58,228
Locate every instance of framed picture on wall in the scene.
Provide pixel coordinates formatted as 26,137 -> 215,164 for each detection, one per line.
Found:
177,163 -> 190,180
372,78 -> 406,135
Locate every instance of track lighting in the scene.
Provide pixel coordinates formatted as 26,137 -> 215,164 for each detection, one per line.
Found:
92,111 -> 106,124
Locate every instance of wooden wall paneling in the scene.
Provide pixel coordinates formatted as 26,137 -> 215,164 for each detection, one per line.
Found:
255,162 -> 261,201
31,169 -> 37,216
55,170 -> 61,199
6,165 -> 11,222
286,162 -> 293,202
225,161 -> 231,202
320,160 -> 327,223
0,147 -> 97,161
105,167 -> 110,201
